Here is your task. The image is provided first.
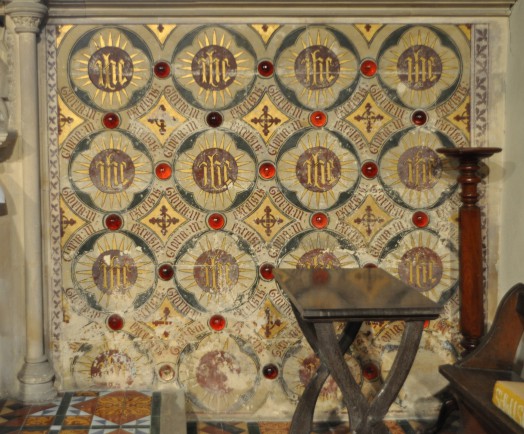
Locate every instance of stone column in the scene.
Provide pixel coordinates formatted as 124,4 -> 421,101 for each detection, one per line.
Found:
5,0 -> 56,402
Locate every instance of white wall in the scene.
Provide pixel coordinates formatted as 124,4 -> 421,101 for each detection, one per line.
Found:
500,0 -> 524,299
0,142 -> 26,399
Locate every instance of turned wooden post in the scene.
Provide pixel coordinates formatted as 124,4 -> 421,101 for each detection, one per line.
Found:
437,147 -> 501,354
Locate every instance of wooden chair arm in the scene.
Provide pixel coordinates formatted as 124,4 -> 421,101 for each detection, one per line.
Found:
458,283 -> 524,371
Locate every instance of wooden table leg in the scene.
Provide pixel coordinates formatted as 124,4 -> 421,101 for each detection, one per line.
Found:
366,321 -> 424,427
314,323 -> 368,429
312,321 -> 423,434
290,307 -> 361,434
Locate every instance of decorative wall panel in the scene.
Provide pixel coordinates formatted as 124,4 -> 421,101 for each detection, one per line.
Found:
48,23 -> 482,420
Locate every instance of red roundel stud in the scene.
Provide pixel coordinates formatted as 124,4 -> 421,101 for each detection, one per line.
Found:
209,314 -> 226,331
206,111 -> 223,128
262,364 -> 279,380
363,263 -> 378,269
412,211 -> 430,228
258,60 -> 274,78
155,162 -> 172,180
310,111 -> 327,128
260,263 -> 275,281
360,59 -> 378,77
311,212 -> 329,229
158,264 -> 174,281
412,110 -> 428,126
361,161 -> 379,179
107,314 -> 124,331
158,364 -> 176,381
103,113 -> 120,129
208,213 -> 226,230
105,214 -> 123,231
154,61 -> 171,79
362,360 -> 380,382
259,162 -> 276,180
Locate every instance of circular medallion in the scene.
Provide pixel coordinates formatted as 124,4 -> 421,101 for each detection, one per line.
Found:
177,334 -> 260,412
276,27 -> 358,110
73,232 -> 156,311
378,26 -> 460,108
69,28 -> 152,111
72,337 -> 154,389
277,130 -> 359,211
380,230 -> 458,304
174,232 -> 257,313
173,27 -> 256,110
279,231 -> 359,270
70,131 -> 153,212
175,130 -> 256,212
378,130 -> 456,209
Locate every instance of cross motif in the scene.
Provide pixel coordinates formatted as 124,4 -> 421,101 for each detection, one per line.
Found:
262,306 -> 282,338
354,102 -> 384,133
152,306 -> 173,327
148,104 -> 176,136
59,207 -> 76,237
58,106 -> 74,136
354,205 -> 385,236
149,205 -> 180,236
254,206 -> 284,237
453,102 -> 471,132
251,106 -> 282,137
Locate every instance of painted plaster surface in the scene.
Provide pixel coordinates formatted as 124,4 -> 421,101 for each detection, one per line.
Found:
47,23 -> 484,420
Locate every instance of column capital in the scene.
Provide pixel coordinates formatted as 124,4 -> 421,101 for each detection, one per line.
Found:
5,1 -> 47,34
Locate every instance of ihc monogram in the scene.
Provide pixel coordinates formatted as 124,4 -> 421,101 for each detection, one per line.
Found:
398,147 -> 442,191
193,148 -> 238,194
194,249 -> 239,293
89,149 -> 135,192
399,247 -> 443,292
398,45 -> 442,90
296,45 -> 340,90
88,47 -> 134,92
296,147 -> 341,192
192,45 -> 237,90
92,250 -> 137,294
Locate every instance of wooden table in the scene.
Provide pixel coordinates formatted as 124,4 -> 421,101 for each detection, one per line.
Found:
274,268 -> 442,434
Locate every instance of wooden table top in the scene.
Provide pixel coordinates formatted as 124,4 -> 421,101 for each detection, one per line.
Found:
273,268 -> 442,322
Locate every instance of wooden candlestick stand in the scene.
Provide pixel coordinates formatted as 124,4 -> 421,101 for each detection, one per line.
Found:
437,147 -> 501,354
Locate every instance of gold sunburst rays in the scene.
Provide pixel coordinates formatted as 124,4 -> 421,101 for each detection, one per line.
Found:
277,130 -> 358,211
174,28 -> 255,109
382,230 -> 458,303
175,131 -> 256,211
73,233 -> 155,311
378,26 -> 461,108
70,29 -> 151,110
175,232 -> 256,313
276,27 -> 358,109
379,130 -> 455,209
279,231 -> 359,270
70,132 -> 152,212
177,333 -> 258,412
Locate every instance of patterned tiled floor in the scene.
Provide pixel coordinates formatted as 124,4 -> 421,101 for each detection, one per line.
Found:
0,391 -> 460,433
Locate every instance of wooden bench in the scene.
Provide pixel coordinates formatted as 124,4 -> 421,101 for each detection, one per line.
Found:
439,282 -> 524,434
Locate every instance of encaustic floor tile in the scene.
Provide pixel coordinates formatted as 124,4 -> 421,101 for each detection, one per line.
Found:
0,391 -> 462,433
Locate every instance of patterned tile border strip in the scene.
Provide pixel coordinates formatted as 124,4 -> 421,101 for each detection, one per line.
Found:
45,25 -> 63,360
